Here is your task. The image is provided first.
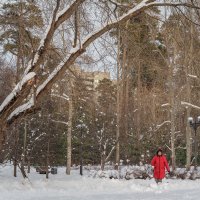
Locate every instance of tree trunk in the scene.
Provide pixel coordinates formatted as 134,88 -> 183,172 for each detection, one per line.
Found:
136,60 -> 142,153
14,158 -> 17,177
125,71 -> 129,137
27,156 -> 30,173
101,152 -> 106,171
185,80 -> 192,170
185,22 -> 194,170
21,120 -> 27,176
66,83 -> 73,175
14,125 -> 19,177
115,27 -> 121,169
16,2 -> 25,83
121,26 -> 128,143
170,106 -> 176,171
169,60 -> 176,171
0,125 -> 5,162
46,139 -> 50,179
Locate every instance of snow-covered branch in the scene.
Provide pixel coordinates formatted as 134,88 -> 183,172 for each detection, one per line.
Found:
24,0 -> 86,76
148,1 -> 200,10
161,103 -> 170,107
156,120 -> 171,129
51,119 -> 68,125
107,0 -> 133,8
176,146 -> 186,150
105,145 -> 115,162
0,72 -> 36,115
164,144 -> 172,151
51,94 -> 69,101
188,74 -> 198,79
5,0 -> 153,122
1,0 -> 200,129
7,97 -> 34,122
181,101 -> 200,110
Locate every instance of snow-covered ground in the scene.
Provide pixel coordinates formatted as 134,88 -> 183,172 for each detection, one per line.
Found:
1,164 -> 200,200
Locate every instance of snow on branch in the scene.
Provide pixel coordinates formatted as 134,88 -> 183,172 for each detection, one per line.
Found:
54,0 -> 85,29
156,121 -> 171,129
51,119 -> 68,125
108,0 -> 161,19
35,0 -> 152,95
105,145 -> 115,162
81,0 -> 151,49
164,144 -> 172,151
148,1 -> 200,10
188,74 -> 198,79
0,72 -> 36,114
7,97 -> 34,122
108,0 -> 132,7
63,93 -> 69,99
24,0 -> 86,76
3,0 -> 200,123
36,60 -> 67,96
161,103 -> 170,107
181,101 -> 200,110
51,94 -> 69,101
176,146 -> 186,150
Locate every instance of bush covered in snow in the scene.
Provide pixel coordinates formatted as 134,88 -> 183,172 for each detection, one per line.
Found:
87,164 -> 200,180
88,164 -> 153,180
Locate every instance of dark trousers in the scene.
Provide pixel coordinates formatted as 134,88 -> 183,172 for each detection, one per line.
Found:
155,179 -> 162,184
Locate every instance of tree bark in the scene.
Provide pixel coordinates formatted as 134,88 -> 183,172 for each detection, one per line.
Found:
14,125 -> 19,177
185,22 -> 194,170
27,156 -> 30,173
136,60 -> 142,153
101,152 -> 106,171
21,120 -> 27,176
66,81 -> 73,175
46,139 -> 50,179
115,27 -> 121,169
169,57 -> 176,171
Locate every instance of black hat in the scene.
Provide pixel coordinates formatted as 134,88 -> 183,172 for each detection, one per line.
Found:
156,147 -> 162,155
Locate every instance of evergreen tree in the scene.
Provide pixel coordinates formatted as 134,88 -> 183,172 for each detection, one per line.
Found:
0,0 -> 43,79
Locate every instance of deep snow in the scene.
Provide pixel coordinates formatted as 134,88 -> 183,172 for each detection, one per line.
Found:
0,164 -> 200,200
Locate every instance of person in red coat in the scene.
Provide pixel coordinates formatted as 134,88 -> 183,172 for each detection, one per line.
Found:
151,148 -> 170,183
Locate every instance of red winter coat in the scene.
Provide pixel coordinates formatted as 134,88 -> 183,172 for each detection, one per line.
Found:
151,155 -> 170,179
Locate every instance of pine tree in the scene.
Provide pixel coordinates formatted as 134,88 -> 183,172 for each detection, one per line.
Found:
0,0 -> 43,80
